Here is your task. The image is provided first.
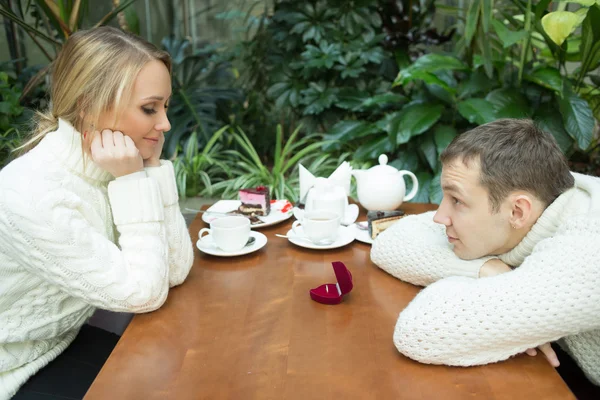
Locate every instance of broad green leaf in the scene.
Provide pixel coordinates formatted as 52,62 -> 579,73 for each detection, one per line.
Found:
534,108 -> 574,154
408,171 -> 432,203
524,67 -> 563,92
541,11 -> 580,46
426,83 -> 455,104
429,169 -> 443,205
457,69 -> 498,99
324,120 -> 379,142
354,136 -> 394,161
558,84 -> 595,149
389,149 -> 420,173
486,88 -> 531,118
491,19 -> 528,48
400,54 -> 468,73
394,70 -> 453,92
418,133 -> 438,171
433,125 -> 457,154
392,103 -> 444,145
336,88 -> 370,110
356,93 -> 406,110
457,98 -> 497,125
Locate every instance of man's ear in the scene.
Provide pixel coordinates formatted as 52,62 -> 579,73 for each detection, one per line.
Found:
509,193 -> 535,229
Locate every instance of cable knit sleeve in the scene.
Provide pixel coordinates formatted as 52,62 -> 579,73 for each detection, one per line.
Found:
0,177 -> 170,313
392,212 -> 600,384
145,160 -> 194,287
371,212 -> 495,286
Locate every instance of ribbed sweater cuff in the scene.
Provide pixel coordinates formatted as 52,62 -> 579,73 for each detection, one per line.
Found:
449,256 -> 497,279
108,177 -> 164,224
145,160 -> 179,206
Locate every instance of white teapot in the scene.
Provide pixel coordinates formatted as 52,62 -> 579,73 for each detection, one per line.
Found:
296,177 -> 359,225
351,154 -> 418,211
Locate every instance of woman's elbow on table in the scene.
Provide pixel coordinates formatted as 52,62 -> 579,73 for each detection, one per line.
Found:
169,256 -> 194,288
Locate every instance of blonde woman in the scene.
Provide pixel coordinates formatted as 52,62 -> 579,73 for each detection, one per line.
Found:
0,26 -> 194,399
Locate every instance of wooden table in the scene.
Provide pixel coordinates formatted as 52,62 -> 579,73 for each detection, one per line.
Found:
85,203 -> 574,400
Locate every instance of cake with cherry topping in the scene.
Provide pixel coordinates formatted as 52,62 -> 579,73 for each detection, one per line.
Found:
238,186 -> 271,216
368,210 -> 405,239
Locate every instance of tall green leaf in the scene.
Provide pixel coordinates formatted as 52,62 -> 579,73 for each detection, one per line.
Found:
386,103 -> 444,145
534,108 -> 574,154
486,88 -> 531,118
433,125 -> 458,154
418,133 -> 438,171
558,83 -> 595,150
482,0 -> 493,33
429,169 -> 444,204
578,4 -> 600,86
465,0 -> 481,47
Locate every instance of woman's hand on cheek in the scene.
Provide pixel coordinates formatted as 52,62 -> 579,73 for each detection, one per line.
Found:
90,129 -> 144,178
143,132 -> 164,168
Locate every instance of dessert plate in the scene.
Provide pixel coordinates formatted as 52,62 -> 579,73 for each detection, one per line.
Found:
350,221 -> 373,245
201,199 -> 294,228
285,225 -> 355,250
196,231 -> 267,257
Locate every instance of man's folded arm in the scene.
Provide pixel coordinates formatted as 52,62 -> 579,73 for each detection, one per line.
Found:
392,216 -> 600,369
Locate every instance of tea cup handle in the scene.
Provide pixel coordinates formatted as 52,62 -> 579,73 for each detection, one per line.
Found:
198,228 -> 211,240
341,204 -> 359,226
292,220 -> 303,237
400,171 -> 419,201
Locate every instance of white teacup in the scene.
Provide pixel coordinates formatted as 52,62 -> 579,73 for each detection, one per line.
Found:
199,216 -> 250,252
292,210 -> 341,245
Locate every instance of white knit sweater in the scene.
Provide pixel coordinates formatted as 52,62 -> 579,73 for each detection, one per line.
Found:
371,172 -> 600,385
0,119 -> 194,399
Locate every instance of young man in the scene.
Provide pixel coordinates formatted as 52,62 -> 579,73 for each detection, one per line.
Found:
371,119 -> 600,394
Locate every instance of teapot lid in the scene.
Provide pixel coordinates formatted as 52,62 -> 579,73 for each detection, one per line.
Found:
369,154 -> 398,174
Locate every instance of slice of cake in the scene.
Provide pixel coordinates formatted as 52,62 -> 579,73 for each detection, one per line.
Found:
368,210 -> 405,240
238,186 -> 271,216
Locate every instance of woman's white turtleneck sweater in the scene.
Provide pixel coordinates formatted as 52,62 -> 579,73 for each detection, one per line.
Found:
371,172 -> 600,386
0,119 -> 194,399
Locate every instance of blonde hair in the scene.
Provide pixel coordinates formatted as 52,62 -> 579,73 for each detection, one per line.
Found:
19,26 -> 172,153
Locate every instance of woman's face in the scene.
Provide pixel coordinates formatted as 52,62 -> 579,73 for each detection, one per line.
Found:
96,60 -> 172,160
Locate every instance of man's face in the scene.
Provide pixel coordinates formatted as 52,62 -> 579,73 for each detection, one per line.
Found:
433,159 -> 512,260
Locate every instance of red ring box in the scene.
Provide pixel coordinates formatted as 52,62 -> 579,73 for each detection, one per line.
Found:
309,261 -> 353,305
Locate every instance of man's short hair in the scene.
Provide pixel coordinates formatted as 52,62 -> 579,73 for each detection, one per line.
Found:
440,119 -> 575,212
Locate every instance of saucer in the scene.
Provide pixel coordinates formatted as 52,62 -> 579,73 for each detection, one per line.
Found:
196,231 -> 267,257
351,221 -> 373,245
285,225 -> 355,250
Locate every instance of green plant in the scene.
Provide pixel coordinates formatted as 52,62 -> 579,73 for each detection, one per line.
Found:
162,37 -> 242,159
0,0 -> 140,99
322,0 -> 600,203
210,124 -> 339,202
0,70 -> 26,168
173,125 -> 232,198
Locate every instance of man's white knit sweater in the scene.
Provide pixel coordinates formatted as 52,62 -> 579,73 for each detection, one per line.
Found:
0,119 -> 194,399
371,172 -> 600,385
